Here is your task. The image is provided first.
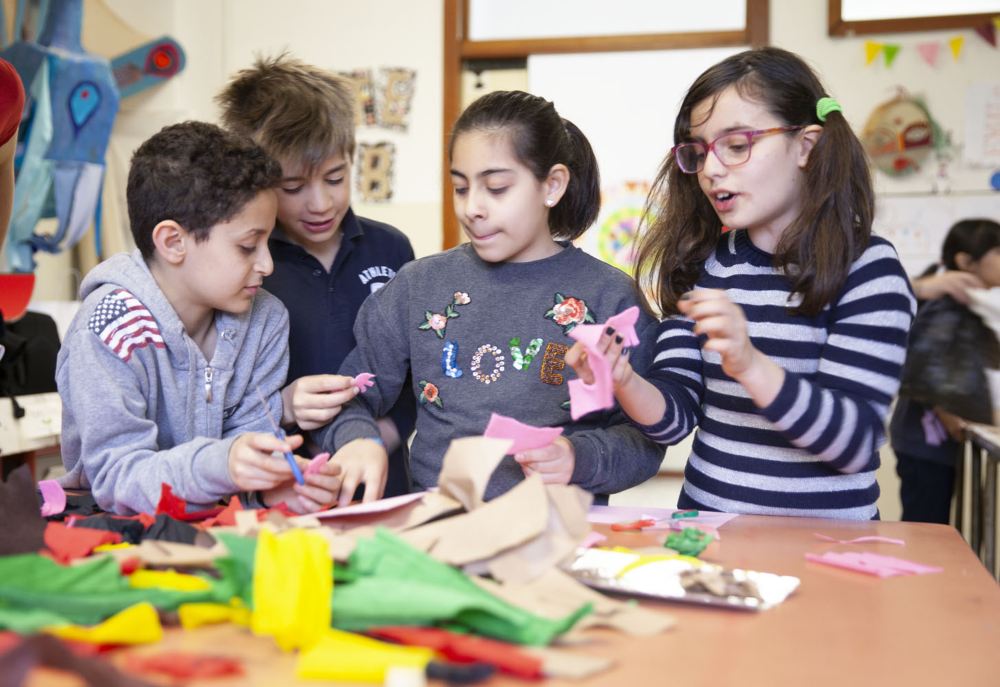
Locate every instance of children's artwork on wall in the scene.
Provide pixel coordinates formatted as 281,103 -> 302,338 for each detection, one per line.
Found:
339,69 -> 377,127
575,181 -> 650,275
1,0 -> 185,273
356,142 -> 395,203
964,82 -> 1000,167
376,67 -> 416,131
861,93 -> 940,177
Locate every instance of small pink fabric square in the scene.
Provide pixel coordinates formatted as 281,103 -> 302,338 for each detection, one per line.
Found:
483,413 -> 564,454
354,373 -> 376,393
566,306 -> 641,420
805,551 -> 943,578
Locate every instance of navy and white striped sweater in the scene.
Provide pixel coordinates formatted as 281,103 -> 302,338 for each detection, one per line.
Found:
640,230 -> 916,520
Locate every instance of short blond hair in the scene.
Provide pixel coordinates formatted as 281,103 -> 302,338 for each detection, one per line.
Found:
217,53 -> 355,170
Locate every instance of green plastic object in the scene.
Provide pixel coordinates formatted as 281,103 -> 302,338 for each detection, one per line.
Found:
664,528 -> 713,557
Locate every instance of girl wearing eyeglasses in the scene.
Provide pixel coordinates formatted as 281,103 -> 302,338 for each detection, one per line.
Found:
567,47 -> 916,520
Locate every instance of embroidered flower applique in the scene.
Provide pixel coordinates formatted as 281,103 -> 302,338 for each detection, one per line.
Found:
419,292 -> 471,339
418,380 -> 443,408
544,293 -> 595,334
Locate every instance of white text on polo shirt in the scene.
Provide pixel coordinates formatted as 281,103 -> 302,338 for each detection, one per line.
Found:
358,265 -> 397,285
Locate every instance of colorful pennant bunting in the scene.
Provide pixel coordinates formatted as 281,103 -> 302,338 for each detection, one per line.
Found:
949,36 -> 965,60
865,41 -> 883,65
883,44 -> 901,67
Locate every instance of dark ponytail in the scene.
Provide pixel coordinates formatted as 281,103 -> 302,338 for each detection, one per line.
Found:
940,218 -> 1000,270
449,90 -> 600,240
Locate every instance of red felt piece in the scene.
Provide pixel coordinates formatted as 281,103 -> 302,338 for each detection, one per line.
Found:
124,652 -> 244,679
154,484 -> 224,522
43,522 -> 122,563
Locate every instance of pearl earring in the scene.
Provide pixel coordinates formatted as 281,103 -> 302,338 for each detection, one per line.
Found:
545,199 -> 555,207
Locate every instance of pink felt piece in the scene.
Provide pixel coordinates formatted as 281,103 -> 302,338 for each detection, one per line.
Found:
305,452 -> 331,476
353,373 -> 376,393
482,413 -> 564,454
566,307 -> 642,420
581,531 -> 607,548
813,533 -> 905,546
805,551 -> 942,578
38,479 -> 67,517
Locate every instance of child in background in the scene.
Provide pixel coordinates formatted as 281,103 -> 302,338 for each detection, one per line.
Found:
58,122 -> 341,515
890,219 -> 1000,523
217,55 -> 416,496
314,90 -> 665,505
567,47 -> 915,520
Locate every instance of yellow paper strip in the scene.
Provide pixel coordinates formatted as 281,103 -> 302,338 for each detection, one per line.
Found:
46,602 -> 163,645
297,629 -> 432,683
129,568 -> 212,592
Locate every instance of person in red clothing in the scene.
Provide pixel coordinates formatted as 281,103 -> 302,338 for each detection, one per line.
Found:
0,57 -> 25,254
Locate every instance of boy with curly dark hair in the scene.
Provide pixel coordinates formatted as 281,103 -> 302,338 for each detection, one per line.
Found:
217,55 -> 416,499
57,121 -> 342,515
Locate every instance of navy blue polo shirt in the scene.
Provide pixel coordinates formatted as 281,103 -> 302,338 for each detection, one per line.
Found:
263,208 -> 416,493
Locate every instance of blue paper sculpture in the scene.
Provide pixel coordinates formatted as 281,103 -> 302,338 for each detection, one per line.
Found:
1,0 -> 185,273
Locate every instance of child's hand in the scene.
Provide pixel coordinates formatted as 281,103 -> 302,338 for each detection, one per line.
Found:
933,406 -> 967,442
329,438 -> 388,507
913,271 -> 984,304
564,326 -> 635,391
262,460 -> 344,514
227,431 -> 304,492
281,374 -> 360,430
678,289 -> 758,380
514,436 -> 575,484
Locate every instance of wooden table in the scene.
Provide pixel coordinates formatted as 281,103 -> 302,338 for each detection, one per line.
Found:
26,515 -> 1000,687
962,424 -> 1000,578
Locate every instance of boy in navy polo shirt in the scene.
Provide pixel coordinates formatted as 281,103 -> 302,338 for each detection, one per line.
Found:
218,54 -> 416,496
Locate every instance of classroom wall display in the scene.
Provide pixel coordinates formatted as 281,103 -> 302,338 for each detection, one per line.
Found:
528,47 -> 741,271
964,82 -> 1000,167
340,68 -> 377,127
376,67 -> 416,132
861,93 -> 939,177
575,181 -> 650,275
1,0 -> 184,273
873,193 -> 1000,276
340,67 -> 417,132
356,142 -> 395,203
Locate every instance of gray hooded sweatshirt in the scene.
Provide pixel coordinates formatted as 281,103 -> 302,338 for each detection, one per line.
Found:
57,251 -> 289,515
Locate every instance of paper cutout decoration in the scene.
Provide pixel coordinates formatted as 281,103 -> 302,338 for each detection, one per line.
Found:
483,413 -> 564,454
865,41 -> 883,65
882,44 -> 901,67
354,372 -> 376,393
861,94 -> 937,177
949,36 -> 965,60
376,67 -> 417,131
566,306 -> 641,420
916,42 -> 940,67
1,0 -> 185,272
577,181 -> 649,273
111,37 -> 185,98
356,141 -> 395,203
805,551 -> 942,578
340,69 -> 377,127
975,21 -> 997,48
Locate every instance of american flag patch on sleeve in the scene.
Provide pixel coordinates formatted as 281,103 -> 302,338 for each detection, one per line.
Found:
87,289 -> 165,361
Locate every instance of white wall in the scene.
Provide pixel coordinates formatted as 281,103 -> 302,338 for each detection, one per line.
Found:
98,0 -> 444,259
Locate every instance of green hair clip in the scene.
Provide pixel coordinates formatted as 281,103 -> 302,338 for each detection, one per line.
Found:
816,97 -> 843,123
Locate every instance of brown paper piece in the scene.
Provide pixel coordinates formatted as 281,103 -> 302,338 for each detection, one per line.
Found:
524,646 -> 615,680
400,474 -> 549,564
103,539 -> 227,568
475,569 -> 675,637
486,485 -> 592,583
436,436 -> 512,511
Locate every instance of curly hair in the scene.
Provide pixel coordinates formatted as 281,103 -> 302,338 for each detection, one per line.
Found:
127,121 -> 282,259
216,52 -> 355,170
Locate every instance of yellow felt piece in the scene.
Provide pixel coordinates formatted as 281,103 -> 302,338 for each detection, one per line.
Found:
296,629 -> 432,683
46,602 -> 163,645
251,528 -> 332,651
129,568 -> 212,592
178,599 -> 251,629
93,542 -> 133,552
864,41 -> 883,65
